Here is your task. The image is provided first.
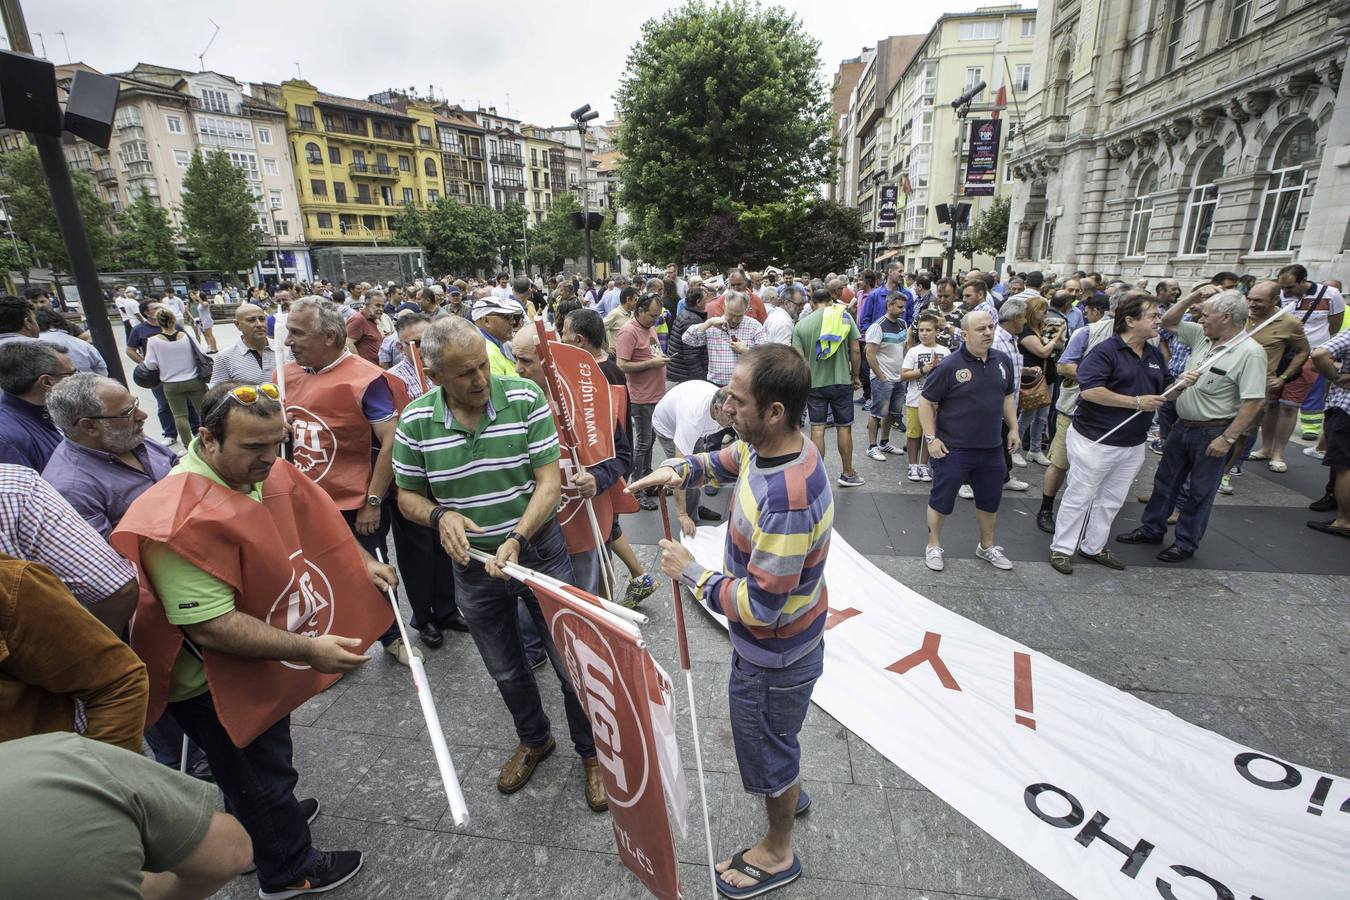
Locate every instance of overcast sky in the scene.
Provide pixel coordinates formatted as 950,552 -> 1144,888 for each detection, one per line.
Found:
14,0 -> 998,126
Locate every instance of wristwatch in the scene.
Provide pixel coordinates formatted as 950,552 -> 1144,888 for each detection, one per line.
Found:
1220,434 -> 1237,445
924,434 -> 937,444
504,529 -> 530,548
366,494 -> 383,507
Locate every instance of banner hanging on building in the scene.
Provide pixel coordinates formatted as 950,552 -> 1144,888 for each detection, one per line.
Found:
685,526 -> 1349,899
963,118 -> 1002,197
528,577 -> 685,900
878,184 -> 899,226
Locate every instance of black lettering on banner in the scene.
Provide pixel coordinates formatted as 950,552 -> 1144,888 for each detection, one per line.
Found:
1024,783 -> 1085,829
1074,811 -> 1155,878
1154,865 -> 1236,900
1233,751 -> 1301,790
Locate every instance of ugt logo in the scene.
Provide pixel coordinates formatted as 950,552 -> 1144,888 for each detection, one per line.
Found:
267,550 -> 336,670
287,405 -> 335,481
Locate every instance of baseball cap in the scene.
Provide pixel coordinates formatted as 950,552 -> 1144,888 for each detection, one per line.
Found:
472,296 -> 526,322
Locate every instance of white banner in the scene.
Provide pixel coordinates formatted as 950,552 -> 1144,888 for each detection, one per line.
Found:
686,526 -> 1349,899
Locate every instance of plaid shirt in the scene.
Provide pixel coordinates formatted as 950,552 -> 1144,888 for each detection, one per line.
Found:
1322,329 -> 1350,413
0,464 -> 135,609
993,325 -> 1023,389
680,317 -> 768,385
389,356 -> 425,401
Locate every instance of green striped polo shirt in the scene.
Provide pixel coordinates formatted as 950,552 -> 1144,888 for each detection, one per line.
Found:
393,374 -> 560,550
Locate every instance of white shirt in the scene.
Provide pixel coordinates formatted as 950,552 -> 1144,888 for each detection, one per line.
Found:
764,305 -> 795,345
143,331 -> 201,382
1280,282 -> 1345,347
653,380 -> 722,453
901,343 -> 950,406
113,296 -> 141,324
161,294 -> 186,322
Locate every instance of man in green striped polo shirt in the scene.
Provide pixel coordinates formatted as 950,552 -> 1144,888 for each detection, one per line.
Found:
393,316 -> 607,811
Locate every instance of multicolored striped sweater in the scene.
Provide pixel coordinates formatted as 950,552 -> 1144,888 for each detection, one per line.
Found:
677,438 -> 833,668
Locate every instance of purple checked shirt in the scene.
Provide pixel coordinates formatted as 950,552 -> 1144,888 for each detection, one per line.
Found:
42,437 -> 179,538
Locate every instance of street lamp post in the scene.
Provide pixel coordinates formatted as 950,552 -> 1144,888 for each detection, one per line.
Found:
569,103 -> 600,280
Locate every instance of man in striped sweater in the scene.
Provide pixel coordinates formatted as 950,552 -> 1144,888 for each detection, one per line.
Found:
629,343 -> 831,898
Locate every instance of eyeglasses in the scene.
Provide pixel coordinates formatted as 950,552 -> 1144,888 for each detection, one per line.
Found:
45,369 -> 76,383
225,382 -> 281,405
83,399 -> 140,421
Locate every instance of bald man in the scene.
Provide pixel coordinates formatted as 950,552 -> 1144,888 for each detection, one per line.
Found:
210,303 -> 276,386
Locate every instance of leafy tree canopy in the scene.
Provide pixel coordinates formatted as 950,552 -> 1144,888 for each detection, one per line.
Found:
0,147 -> 113,271
114,191 -> 179,272
179,151 -> 262,275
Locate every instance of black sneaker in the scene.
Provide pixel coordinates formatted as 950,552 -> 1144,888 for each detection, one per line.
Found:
696,506 -> 722,522
244,800 -> 321,875
258,850 -> 362,899
1310,493 -> 1336,513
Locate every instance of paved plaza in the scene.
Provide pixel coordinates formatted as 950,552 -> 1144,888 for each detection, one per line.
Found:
115,325 -> 1347,900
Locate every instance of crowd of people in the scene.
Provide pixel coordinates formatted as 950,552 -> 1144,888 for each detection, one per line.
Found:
0,252 -> 1346,898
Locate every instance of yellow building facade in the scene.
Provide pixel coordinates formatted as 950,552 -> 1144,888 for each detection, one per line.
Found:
264,80 -> 443,246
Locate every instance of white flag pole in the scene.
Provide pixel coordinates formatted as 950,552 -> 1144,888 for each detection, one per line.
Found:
1089,307 -> 1286,447
465,548 -> 647,631
374,550 -> 470,826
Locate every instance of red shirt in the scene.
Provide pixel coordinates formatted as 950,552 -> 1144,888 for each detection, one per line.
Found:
706,292 -> 768,323
345,313 -> 382,364
615,319 -> 667,404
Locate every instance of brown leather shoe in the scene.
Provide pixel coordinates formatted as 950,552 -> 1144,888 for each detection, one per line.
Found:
582,756 -> 609,812
497,738 -> 555,794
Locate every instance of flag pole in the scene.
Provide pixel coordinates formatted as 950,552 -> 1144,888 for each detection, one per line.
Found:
273,313 -> 293,462
408,339 -> 430,394
465,548 -> 647,631
1089,307 -> 1286,447
658,488 -> 719,900
374,549 -> 470,826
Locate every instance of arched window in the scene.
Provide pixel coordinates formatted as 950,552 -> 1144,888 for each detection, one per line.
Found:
1253,120 -> 1316,254
1051,52 -> 1070,117
1126,166 -> 1156,257
424,157 -> 437,177
1180,148 -> 1224,255
304,142 -> 321,165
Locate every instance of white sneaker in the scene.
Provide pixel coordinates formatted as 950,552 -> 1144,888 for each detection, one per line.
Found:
925,545 -> 945,571
879,441 -> 903,455
919,465 -> 933,483
975,543 -> 1014,570
958,484 -> 975,500
906,464 -> 923,482
1005,477 -> 1029,491
1011,451 -> 1028,468
867,446 -> 886,462
384,637 -> 424,667
1303,446 -> 1326,460
1029,451 -> 1051,466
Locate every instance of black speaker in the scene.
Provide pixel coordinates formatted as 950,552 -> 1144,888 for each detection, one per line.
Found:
936,203 -> 951,225
64,69 -> 120,149
568,211 -> 585,231
955,202 -> 972,225
0,50 -> 61,137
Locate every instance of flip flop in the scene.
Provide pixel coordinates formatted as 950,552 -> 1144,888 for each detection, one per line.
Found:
795,788 -> 811,816
1267,460 -> 1288,473
717,850 -> 802,898
1307,520 -> 1350,540
1248,450 -> 1270,460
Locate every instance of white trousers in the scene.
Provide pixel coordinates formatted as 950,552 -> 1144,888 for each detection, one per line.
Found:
1050,427 -> 1147,556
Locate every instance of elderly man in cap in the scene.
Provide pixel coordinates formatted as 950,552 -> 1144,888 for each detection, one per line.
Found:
474,295 -> 526,378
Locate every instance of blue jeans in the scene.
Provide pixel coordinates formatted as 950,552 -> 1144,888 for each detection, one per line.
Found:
1138,422 -> 1229,552
1019,404 -> 1049,454
728,640 -> 825,796
169,690 -> 318,888
453,522 -> 596,756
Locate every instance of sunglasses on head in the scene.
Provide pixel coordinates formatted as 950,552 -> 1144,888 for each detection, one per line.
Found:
225,382 -> 281,405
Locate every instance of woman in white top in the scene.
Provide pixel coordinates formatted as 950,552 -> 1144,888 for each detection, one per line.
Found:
143,308 -> 207,445
192,289 -> 218,353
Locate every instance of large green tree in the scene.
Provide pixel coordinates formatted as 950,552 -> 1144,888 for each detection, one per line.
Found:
179,151 -> 262,276
531,192 -> 584,269
615,0 -> 833,262
0,147 -> 113,271
114,191 -> 180,271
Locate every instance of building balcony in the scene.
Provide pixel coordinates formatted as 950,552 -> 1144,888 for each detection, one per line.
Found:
349,162 -> 399,179
97,167 -> 117,184
491,151 -> 525,166
125,160 -> 154,178
190,97 -> 253,117
496,179 -> 526,190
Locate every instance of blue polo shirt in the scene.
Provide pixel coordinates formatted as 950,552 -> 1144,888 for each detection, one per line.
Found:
921,345 -> 1016,450
0,393 -> 63,470
1073,335 -> 1167,447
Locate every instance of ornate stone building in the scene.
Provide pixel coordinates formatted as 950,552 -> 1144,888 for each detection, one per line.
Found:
1006,0 -> 1348,282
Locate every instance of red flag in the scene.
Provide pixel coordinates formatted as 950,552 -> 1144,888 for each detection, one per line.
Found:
529,577 -> 684,900
902,174 -> 913,195
535,320 -> 616,467
996,85 -> 1007,107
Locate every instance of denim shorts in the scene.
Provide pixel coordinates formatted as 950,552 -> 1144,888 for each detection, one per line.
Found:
807,384 -> 855,427
728,640 -> 825,796
866,376 -> 907,420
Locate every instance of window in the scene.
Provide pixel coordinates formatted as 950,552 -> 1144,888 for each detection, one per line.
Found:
1164,0 -> 1185,73
1253,120 -> 1317,254
1051,52 -> 1071,117
376,153 -> 389,169
264,157 -> 279,176
403,187 -> 414,204
531,148 -> 539,166
304,142 -> 322,164
310,179 -> 327,197
1041,218 -> 1056,258
200,89 -> 231,113
427,189 -> 439,203
399,155 -> 411,172
339,214 -> 355,231
380,186 -> 394,205
363,215 -> 377,231
1022,18 -> 1036,36
1014,64 -> 1032,93
352,149 -> 366,166
1180,149 -> 1224,255
958,21 -> 1001,40
225,151 -> 259,180
424,157 -> 437,177
114,107 -> 141,129
165,115 -> 183,134
418,125 -> 433,144
532,171 -> 540,188
355,184 -> 370,203
119,140 -> 151,164
329,146 -> 341,164
1126,166 -> 1157,257
316,212 -> 333,229
295,105 -> 315,129
1229,0 -> 1254,40
965,68 -> 985,96
256,126 -> 272,144
173,149 -> 190,168
333,182 -> 347,203
269,189 -> 283,210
